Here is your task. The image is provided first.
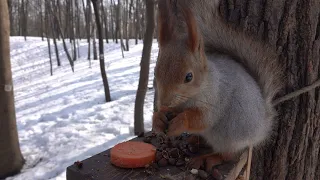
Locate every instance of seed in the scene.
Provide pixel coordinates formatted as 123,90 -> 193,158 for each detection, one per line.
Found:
158,158 -> 168,167
156,151 -> 163,161
169,148 -> 179,158
168,158 -> 176,165
176,159 -> 185,166
198,170 -> 208,179
190,169 -> 198,175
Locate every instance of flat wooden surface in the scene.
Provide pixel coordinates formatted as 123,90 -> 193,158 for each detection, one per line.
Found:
66,132 -> 247,180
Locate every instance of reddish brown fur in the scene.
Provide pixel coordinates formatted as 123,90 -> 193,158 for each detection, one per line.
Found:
157,0 -> 175,47
180,5 -> 199,52
153,0 -> 209,134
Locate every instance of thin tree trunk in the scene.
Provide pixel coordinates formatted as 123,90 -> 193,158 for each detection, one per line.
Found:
52,26 -> 61,66
125,0 -> 129,51
110,0 -> 115,42
101,0 -> 109,44
56,0 -> 62,40
115,0 -> 119,44
0,1 -> 25,178
92,24 -> 98,60
117,0 -> 125,57
7,0 -> 14,35
45,1 -> 53,75
91,0 -> 112,102
39,0 -> 44,41
135,0 -> 139,44
86,0 -> 92,60
50,3 -> 74,72
134,0 -> 155,135
47,37 -> 53,76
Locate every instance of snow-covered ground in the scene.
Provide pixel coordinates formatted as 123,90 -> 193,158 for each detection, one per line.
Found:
5,37 -> 159,180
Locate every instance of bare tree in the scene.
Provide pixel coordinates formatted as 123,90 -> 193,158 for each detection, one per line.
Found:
134,0 -> 155,135
45,1 -> 53,76
0,1 -> 25,178
92,23 -> 98,60
49,1 -> 74,72
101,0 -> 109,44
117,0 -> 125,57
91,0 -> 112,102
135,0 -> 140,44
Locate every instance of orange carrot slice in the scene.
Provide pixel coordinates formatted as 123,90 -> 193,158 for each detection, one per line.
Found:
110,141 -> 156,168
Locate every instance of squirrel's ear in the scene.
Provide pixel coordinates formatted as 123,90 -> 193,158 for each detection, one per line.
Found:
158,0 -> 174,47
180,3 -> 199,53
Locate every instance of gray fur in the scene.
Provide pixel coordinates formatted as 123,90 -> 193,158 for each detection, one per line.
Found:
199,54 -> 272,153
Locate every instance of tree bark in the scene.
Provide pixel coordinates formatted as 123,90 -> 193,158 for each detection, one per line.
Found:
91,0 -> 112,102
134,0 -> 155,135
217,0 -> 320,179
0,1 -> 25,178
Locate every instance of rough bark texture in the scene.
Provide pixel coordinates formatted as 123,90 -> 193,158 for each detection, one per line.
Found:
218,0 -> 320,179
0,1 -> 25,178
134,0 -> 155,135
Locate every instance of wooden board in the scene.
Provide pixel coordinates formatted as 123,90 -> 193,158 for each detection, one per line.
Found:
66,132 -> 248,180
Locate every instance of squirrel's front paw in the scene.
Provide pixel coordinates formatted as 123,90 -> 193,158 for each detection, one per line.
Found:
167,113 -> 189,136
152,111 -> 168,133
152,106 -> 178,133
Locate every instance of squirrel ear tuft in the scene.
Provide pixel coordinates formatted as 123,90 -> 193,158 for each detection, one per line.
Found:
158,0 -> 175,47
179,2 -> 199,52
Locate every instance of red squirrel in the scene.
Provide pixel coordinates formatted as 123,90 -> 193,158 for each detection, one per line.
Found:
152,0 -> 283,168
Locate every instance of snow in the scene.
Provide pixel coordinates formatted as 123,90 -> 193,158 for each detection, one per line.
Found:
5,37 -> 159,180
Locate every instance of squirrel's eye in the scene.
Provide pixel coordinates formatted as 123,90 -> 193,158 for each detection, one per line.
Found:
185,72 -> 193,83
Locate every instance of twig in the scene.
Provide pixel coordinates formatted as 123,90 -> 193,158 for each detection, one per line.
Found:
273,79 -> 320,106
245,146 -> 253,180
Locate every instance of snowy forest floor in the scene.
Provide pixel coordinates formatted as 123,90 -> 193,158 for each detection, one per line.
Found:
5,37 -> 158,180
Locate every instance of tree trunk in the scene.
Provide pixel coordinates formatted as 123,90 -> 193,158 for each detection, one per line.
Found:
118,0 -> 125,58
110,0 -> 115,42
91,0 -> 112,102
217,0 -> 320,179
135,0 -> 140,45
92,24 -> 98,60
101,0 -> 109,44
52,25 -> 61,66
115,0 -> 119,44
86,0 -> 92,60
51,6 -> 74,72
0,1 -> 25,178
134,0 -> 155,135
7,0 -> 13,35
45,1 -> 53,76
125,0 -> 129,51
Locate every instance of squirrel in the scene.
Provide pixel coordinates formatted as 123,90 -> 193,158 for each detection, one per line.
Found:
152,0 -> 284,167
